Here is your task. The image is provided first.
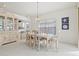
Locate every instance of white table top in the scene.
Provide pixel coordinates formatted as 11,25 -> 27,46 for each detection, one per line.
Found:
36,33 -> 53,40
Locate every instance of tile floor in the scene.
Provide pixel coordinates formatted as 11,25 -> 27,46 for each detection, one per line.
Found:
0,41 -> 79,56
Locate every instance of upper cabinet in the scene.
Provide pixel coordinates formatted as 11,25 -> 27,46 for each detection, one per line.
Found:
0,11 -> 29,32
0,12 -> 19,31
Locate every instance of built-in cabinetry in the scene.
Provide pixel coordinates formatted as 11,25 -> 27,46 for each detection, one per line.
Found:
0,31 -> 20,45
0,13 -> 20,45
0,16 -> 4,31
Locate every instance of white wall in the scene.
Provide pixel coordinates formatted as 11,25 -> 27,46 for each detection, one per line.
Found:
38,6 -> 78,45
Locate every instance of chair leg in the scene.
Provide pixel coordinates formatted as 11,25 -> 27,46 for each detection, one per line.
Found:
49,40 -> 52,48
55,40 -> 58,49
38,41 -> 40,50
46,39 -> 49,50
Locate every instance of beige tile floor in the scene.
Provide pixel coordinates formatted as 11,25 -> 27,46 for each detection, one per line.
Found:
0,41 -> 79,56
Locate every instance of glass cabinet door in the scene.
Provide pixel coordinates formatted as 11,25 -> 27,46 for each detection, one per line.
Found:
0,16 -> 4,31
6,17 -> 13,31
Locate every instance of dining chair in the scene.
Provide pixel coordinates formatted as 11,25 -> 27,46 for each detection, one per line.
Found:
48,37 -> 58,49
26,32 -> 31,46
35,35 -> 48,50
30,34 -> 38,48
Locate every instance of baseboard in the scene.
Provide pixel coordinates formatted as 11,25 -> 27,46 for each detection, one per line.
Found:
2,41 -> 16,46
59,41 -> 77,47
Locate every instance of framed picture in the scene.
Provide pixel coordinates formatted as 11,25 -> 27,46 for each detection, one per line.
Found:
62,23 -> 69,30
62,17 -> 69,23
62,17 -> 69,30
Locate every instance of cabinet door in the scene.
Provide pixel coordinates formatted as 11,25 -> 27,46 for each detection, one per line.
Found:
6,17 -> 13,31
0,32 -> 5,45
0,16 -> 4,31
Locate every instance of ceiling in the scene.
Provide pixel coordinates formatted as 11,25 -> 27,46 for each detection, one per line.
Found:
0,2 -> 77,17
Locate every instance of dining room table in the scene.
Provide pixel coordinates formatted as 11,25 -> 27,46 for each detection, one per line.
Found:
26,32 -> 58,50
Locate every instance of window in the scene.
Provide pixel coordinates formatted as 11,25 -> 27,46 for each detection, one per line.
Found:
18,20 -> 30,32
18,20 -> 24,29
38,19 -> 56,35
